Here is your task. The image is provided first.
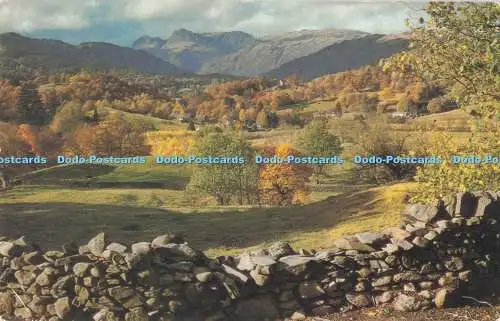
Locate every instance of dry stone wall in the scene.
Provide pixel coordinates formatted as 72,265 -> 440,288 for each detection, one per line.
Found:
0,191 -> 499,321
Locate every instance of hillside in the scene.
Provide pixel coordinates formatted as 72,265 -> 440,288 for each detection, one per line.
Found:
133,29 -> 257,73
0,33 -> 186,78
133,29 -> 370,76
266,34 -> 410,80
199,29 -> 370,76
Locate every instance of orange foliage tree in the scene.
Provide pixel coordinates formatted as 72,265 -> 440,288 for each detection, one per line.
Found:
0,80 -> 19,121
258,144 -> 313,205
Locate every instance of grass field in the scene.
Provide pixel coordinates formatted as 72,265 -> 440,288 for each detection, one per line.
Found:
0,156 -> 417,257
0,109 -> 472,257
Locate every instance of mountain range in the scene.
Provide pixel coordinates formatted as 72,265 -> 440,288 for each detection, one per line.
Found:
132,29 -> 409,79
0,32 -> 185,79
0,29 -> 410,81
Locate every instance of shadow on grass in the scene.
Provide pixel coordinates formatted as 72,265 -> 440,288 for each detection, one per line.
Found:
0,189 -> 380,253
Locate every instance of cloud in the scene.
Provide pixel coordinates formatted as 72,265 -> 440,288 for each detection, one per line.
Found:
0,0 -> 97,32
0,0 -> 422,46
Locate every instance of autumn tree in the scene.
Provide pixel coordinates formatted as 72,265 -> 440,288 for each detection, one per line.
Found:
187,133 -> 259,205
50,101 -> 85,134
427,97 -> 446,114
17,84 -> 50,125
385,2 -> 500,201
71,113 -> 151,156
354,121 -> 416,183
0,123 -> 30,157
16,124 -> 62,157
296,119 -> 343,182
0,80 -> 19,122
259,144 -> 313,206
256,110 -> 269,128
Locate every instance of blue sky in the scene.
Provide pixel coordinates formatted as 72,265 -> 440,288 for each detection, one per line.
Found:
0,0 -> 424,47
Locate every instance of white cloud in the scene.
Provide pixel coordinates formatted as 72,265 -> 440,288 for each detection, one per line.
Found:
0,0 -> 95,32
0,0 -> 422,44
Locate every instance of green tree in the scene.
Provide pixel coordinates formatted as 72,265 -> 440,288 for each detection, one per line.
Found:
50,101 -> 85,134
17,84 -> 50,125
186,133 -> 259,205
387,2 -> 499,118
296,119 -> 343,182
256,110 -> 269,129
385,2 -> 500,202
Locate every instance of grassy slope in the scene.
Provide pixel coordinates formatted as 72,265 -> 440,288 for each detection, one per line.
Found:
0,159 -> 416,257
0,110 -> 467,257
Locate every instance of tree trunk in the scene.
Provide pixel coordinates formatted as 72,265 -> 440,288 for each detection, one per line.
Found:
0,173 -> 8,191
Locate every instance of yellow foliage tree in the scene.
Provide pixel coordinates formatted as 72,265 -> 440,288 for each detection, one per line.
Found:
150,136 -> 195,156
258,144 -> 313,205
412,131 -> 500,203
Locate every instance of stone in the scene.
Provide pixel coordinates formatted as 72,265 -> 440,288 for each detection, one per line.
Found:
88,233 -> 107,256
382,243 -> 399,254
0,242 -> 22,257
391,238 -> 413,251
298,282 -> 325,299
412,236 -> 429,247
93,309 -> 118,321
159,243 -> 202,262
369,260 -> 390,271
355,232 -> 388,245
403,204 -> 439,223
108,286 -> 144,309
424,231 -> 438,241
124,307 -> 148,321
106,242 -> 127,253
23,251 -> 45,265
393,294 -> 418,312
383,227 -> 411,240
290,311 -> 307,320
27,295 -> 48,315
73,262 -> 90,277
404,283 -> 417,292
435,288 -> 453,308
250,270 -> 269,286
14,307 -> 32,319
419,281 -> 434,290
393,271 -> 421,283
372,276 -> 392,287
474,194 -> 493,217
267,241 -> 295,259
221,264 -> 248,283
458,270 -> 471,282
315,249 -> 342,261
445,257 -> 464,272
334,236 -> 375,252
151,234 -> 184,247
357,267 -> 371,278
278,255 -> 319,275
237,254 -> 255,271
54,297 -> 71,319
167,261 -> 194,272
232,295 -> 280,321
131,242 -> 151,256
252,255 -> 277,266
438,274 -> 458,288
14,270 -> 36,286
345,293 -> 371,307
375,291 -> 394,304
74,285 -> 90,306
455,192 -> 476,217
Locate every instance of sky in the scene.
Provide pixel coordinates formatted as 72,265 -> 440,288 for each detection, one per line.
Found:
0,0 -> 425,47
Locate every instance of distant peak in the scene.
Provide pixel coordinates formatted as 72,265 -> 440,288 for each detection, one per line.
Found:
171,28 -> 195,37
0,32 -> 25,39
